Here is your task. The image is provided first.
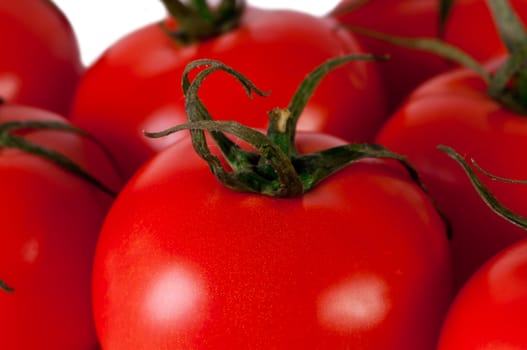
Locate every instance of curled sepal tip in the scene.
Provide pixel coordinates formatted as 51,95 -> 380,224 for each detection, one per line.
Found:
438,145 -> 527,230
0,120 -> 117,197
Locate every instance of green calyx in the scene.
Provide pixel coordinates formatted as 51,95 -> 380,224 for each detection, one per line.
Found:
0,117 -> 116,197
343,0 -> 527,115
160,0 -> 245,44
0,279 -> 14,293
147,55 -> 424,198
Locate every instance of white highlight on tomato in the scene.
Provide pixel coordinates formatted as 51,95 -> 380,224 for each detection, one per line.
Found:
21,237 -> 39,264
145,264 -> 208,329
0,73 -> 21,101
317,274 -> 390,332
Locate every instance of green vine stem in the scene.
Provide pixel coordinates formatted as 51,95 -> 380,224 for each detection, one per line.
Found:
0,119 -> 117,197
146,56 -> 451,236
159,0 -> 245,43
342,0 -> 527,115
439,145 -> 527,230
0,279 -> 14,293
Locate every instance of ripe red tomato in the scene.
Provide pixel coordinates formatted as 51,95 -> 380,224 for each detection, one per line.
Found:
0,103 -> 122,349
376,60 -> 527,289
70,6 -> 387,179
0,0 -> 83,115
92,130 -> 452,349
437,238 -> 527,349
332,0 -> 527,111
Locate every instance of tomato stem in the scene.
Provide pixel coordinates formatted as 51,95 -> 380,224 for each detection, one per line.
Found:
159,0 -> 245,43
147,57 -> 427,198
145,56 -> 452,235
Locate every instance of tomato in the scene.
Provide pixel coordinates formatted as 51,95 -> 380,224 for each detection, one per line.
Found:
91,126 -> 453,348
331,0 -> 527,112
0,103 -> 122,349
376,59 -> 527,289
0,0 -> 83,115
437,238 -> 527,349
70,5 -> 387,179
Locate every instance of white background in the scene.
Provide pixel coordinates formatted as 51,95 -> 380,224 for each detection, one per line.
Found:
52,1 -> 341,65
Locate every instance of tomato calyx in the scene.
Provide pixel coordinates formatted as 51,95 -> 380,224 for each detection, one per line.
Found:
0,279 -> 14,293
148,56 -> 422,198
146,55 -> 451,236
0,118 -> 117,197
159,0 -> 244,44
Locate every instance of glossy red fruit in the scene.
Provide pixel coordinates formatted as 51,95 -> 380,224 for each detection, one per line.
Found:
438,238 -> 527,349
0,0 -> 83,115
92,130 -> 453,349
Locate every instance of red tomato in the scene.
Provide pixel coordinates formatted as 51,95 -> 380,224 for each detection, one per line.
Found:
332,0 -> 527,111
376,61 -> 527,289
0,0 -> 83,115
92,130 -> 452,349
70,6 -> 387,179
0,103 -> 122,349
438,238 -> 527,349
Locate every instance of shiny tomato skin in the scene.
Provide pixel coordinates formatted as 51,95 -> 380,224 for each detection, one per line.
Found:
0,1 -> 83,115
376,63 -> 527,289
70,7 -> 387,179
438,238 -> 527,349
92,132 -> 452,349
333,0 -> 527,112
0,104 -> 122,349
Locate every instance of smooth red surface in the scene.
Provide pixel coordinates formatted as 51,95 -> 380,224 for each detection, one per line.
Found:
438,239 -> 527,349
70,7 -> 387,179
0,0 -> 83,115
92,131 -> 452,349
